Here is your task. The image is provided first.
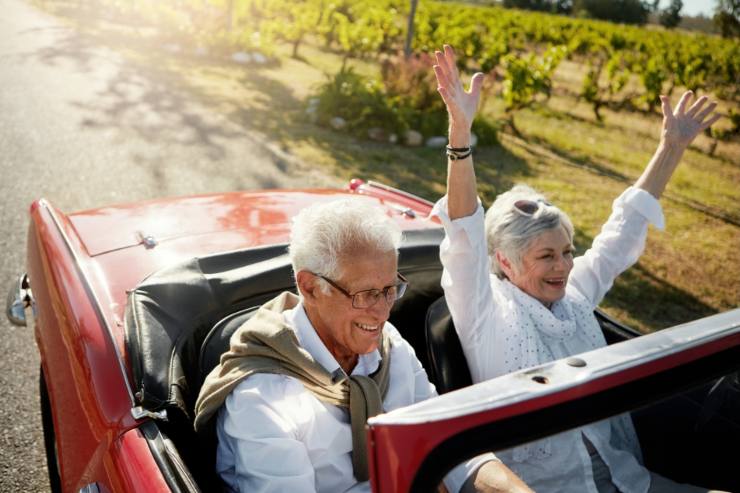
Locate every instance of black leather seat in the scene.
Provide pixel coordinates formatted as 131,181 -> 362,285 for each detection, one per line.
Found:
424,296 -> 472,394
424,296 -> 642,395
199,306 -> 261,388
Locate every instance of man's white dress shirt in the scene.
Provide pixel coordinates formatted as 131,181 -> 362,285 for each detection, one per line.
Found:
216,303 -> 493,492
432,187 -> 665,493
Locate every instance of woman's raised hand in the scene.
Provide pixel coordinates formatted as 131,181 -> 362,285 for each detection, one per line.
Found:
434,45 -> 485,146
660,91 -> 721,149
635,91 -> 722,199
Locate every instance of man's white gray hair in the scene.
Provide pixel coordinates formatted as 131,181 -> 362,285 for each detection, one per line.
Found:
484,184 -> 574,279
289,198 -> 402,291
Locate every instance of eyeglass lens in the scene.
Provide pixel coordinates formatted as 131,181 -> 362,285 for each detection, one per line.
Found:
353,281 -> 407,308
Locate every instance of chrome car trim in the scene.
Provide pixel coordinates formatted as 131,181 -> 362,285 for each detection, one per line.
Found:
370,308 -> 740,425
78,483 -> 101,493
135,230 -> 158,249
41,200 -> 137,408
6,273 -> 34,326
363,180 -> 434,206
386,201 -> 417,218
131,406 -> 168,421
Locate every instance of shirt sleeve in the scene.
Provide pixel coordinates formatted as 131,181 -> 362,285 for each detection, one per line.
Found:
569,186 -> 665,307
430,196 -> 497,356
217,375 -> 317,493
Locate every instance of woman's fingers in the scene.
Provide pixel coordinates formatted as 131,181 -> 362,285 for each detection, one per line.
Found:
675,90 -> 693,115
433,65 -> 451,90
437,85 -> 453,108
434,50 -> 453,85
685,95 -> 708,118
660,95 -> 673,119
470,72 -> 485,97
694,101 -> 717,122
435,66 -> 461,116
434,51 -> 448,78
434,46 -> 483,125
443,44 -> 460,83
700,112 -> 722,131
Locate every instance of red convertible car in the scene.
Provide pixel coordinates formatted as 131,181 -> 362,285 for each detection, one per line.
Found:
6,179 -> 740,493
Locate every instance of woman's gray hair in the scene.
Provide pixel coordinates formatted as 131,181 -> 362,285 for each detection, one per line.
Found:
288,198 -> 402,291
484,184 -> 574,279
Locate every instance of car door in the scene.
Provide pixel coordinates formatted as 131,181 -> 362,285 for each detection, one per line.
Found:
367,308 -> 740,492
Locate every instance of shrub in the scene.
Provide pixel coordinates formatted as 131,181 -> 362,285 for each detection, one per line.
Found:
381,53 -> 448,137
314,55 -> 498,145
314,67 -> 405,136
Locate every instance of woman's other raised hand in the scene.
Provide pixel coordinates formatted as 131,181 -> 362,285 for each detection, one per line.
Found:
660,90 -> 721,149
635,91 -> 722,199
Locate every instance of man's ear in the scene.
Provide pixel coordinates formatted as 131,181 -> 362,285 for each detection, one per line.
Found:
495,250 -> 515,279
296,270 -> 320,306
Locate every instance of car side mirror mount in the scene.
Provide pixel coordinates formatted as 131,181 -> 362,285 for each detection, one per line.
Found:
6,274 -> 34,327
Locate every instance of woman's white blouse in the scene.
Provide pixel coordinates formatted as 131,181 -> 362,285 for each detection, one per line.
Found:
432,186 -> 665,493
215,303 -> 494,493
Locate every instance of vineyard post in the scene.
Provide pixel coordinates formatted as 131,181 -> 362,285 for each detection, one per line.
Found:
226,0 -> 234,31
404,0 -> 419,59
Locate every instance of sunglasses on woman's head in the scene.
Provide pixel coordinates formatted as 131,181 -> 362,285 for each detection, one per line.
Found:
513,199 -> 551,216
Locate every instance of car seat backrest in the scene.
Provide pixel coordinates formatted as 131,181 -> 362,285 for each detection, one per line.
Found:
125,245 -> 294,421
424,296 -> 472,394
199,306 -> 260,386
424,296 -> 640,395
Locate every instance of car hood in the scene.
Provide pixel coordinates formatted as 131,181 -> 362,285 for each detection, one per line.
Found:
67,189 -> 434,257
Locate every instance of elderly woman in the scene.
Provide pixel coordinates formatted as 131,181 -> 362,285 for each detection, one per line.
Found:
431,45 -> 725,493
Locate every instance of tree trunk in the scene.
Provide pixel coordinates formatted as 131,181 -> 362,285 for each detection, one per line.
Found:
292,36 -> 303,59
593,101 -> 603,122
506,113 -> 522,138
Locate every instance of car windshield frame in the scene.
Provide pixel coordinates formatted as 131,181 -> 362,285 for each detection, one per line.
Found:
367,308 -> 740,493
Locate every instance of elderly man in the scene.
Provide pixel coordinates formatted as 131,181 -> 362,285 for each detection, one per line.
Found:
194,198 -> 531,493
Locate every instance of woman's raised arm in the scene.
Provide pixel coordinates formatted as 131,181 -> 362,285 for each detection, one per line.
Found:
634,91 -> 721,199
433,45 -> 485,219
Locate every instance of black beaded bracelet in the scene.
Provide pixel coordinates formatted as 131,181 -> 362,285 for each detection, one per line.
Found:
445,144 -> 473,160
446,149 -> 473,160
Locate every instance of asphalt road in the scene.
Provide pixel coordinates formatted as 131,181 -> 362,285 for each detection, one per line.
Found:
0,0 -> 338,490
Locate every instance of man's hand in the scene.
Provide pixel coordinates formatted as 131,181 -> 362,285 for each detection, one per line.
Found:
462,460 -> 535,493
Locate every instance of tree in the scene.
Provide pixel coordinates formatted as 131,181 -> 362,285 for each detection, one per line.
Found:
714,0 -> 740,37
659,0 -> 683,28
503,0 -> 572,13
573,0 -> 651,24
501,45 -> 568,134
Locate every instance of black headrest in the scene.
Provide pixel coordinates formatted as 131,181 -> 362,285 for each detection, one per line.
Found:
425,296 -> 472,394
125,244 -> 294,419
199,307 -> 260,385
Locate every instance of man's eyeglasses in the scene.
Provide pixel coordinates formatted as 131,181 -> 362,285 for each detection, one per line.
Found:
513,198 -> 551,216
314,272 -> 409,309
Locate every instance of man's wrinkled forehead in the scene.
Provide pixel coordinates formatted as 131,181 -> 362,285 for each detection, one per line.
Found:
334,247 -> 398,285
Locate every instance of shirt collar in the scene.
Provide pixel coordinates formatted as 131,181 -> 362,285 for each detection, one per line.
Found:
285,302 -> 382,377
